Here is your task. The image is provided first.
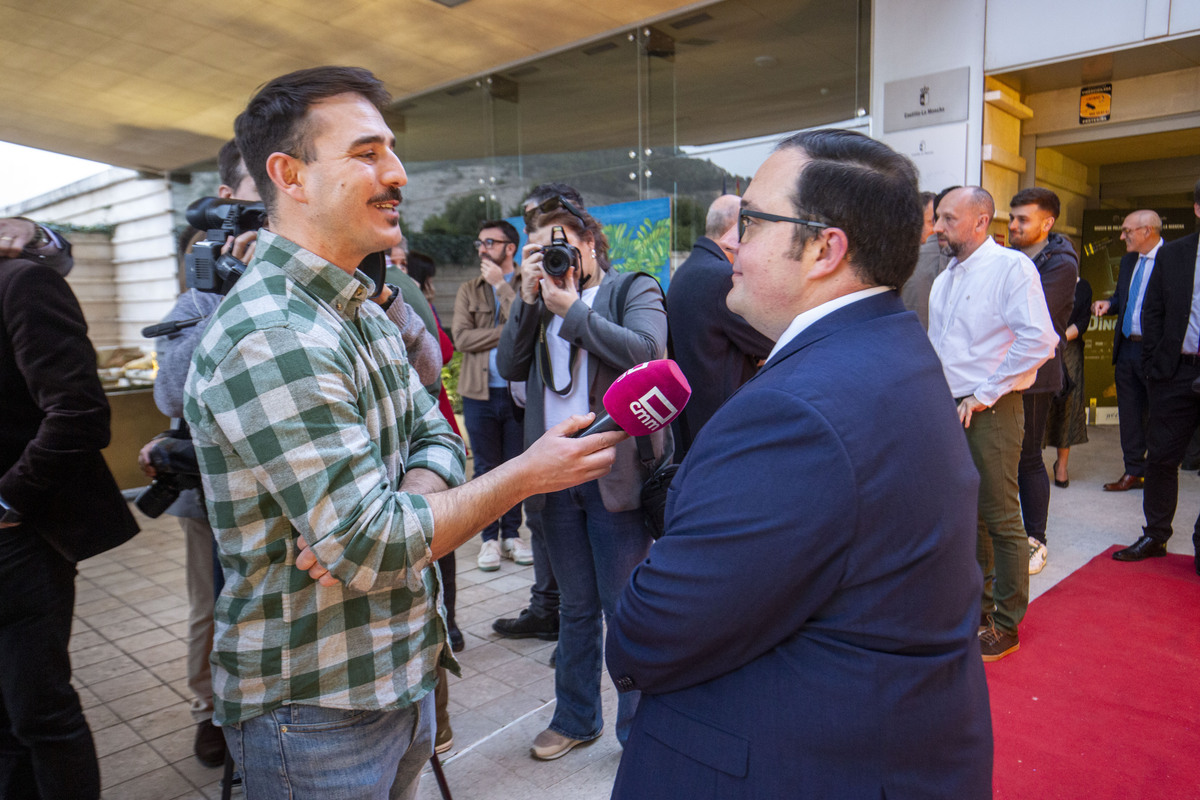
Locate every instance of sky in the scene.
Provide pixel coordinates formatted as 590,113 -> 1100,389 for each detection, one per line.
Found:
0,141 -> 113,209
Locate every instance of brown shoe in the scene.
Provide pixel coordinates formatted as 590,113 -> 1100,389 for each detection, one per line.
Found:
1103,474 -> 1144,491
979,624 -> 1020,662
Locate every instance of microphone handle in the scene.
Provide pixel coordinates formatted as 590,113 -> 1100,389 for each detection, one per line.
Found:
570,412 -> 623,438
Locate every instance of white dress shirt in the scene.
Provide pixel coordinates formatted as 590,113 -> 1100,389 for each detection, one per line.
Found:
927,236 -> 1059,407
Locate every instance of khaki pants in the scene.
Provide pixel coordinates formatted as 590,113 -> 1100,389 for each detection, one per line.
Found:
965,392 -> 1029,635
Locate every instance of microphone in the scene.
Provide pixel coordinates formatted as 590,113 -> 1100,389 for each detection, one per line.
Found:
572,359 -> 691,437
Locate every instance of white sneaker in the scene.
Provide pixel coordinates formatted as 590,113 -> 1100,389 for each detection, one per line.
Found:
501,537 -> 534,565
477,539 -> 501,571
1028,536 -> 1048,575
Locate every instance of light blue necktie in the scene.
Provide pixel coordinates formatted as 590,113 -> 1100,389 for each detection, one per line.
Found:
1123,255 -> 1148,338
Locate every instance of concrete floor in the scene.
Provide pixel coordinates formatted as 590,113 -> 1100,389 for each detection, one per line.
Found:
70,424 -> 1197,799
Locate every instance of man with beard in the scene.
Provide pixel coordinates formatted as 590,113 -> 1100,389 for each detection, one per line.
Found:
929,186 -> 1058,662
1006,187 -> 1078,575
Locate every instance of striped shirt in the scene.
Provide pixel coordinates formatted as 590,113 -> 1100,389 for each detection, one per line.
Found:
184,229 -> 465,725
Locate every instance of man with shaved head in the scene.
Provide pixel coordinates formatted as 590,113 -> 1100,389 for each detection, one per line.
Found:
666,194 -> 773,458
1092,210 -> 1164,492
928,186 -> 1058,662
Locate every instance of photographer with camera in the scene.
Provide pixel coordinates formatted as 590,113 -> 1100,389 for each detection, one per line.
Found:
497,190 -> 669,760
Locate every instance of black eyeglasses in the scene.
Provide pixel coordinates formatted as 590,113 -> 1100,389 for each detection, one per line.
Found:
473,238 -> 513,249
524,196 -> 588,229
738,209 -> 830,242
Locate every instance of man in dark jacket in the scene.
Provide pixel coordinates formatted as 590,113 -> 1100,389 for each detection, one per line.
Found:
666,194 -> 773,460
1008,188 -> 1078,575
0,217 -> 138,800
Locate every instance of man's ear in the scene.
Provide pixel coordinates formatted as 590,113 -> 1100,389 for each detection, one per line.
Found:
266,152 -> 306,204
807,228 -> 850,279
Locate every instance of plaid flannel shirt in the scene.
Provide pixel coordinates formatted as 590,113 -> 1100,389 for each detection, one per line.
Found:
184,230 -> 465,726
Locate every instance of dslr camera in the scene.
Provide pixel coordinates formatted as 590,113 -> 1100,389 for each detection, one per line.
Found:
185,196 -> 267,294
135,431 -> 202,518
541,225 -> 581,278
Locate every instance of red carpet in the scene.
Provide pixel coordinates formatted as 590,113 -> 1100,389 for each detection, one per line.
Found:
986,546 -> 1199,799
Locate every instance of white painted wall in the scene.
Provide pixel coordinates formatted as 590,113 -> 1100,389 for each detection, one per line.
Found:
3,169 -> 177,348
870,0 -> 987,190
986,0 -> 1200,72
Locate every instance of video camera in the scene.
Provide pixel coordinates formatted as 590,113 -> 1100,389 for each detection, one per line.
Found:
135,429 -> 202,518
184,196 -> 267,295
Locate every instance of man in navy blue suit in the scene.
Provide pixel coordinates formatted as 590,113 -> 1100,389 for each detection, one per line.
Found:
606,130 -> 992,799
1092,210 -> 1164,491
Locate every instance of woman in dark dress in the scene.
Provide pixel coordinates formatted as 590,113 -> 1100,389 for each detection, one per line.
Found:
1044,277 -> 1092,486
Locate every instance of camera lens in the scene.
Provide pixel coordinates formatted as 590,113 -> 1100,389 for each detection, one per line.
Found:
542,246 -> 572,277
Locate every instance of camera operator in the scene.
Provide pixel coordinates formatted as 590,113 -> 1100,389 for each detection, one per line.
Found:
497,189 -> 669,760
136,139 -> 260,769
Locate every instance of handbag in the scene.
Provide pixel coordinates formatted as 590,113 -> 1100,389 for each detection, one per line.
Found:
608,270 -> 677,537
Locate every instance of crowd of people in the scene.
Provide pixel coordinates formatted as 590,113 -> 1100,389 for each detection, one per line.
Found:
3,61 -> 1199,799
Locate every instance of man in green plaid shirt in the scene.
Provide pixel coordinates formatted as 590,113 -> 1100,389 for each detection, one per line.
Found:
184,66 -> 623,800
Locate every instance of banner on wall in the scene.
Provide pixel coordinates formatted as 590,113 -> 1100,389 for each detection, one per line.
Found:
1080,208 -> 1198,420
507,197 -> 673,290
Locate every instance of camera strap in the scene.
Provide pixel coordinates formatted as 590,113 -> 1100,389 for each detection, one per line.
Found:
536,307 -> 581,397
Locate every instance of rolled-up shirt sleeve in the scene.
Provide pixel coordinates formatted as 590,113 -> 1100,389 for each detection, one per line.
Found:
193,323 -> 463,595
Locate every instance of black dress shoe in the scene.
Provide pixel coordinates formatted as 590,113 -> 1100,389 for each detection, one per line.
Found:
448,625 -> 464,653
492,608 -> 559,640
1113,535 -> 1168,562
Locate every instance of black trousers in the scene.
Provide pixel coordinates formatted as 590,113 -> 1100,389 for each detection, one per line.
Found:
1115,344 -> 1150,476
1144,360 -> 1200,551
1018,392 -> 1053,544
0,529 -> 99,800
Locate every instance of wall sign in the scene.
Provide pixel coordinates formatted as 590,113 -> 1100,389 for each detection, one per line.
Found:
1079,84 -> 1112,125
883,67 -> 971,133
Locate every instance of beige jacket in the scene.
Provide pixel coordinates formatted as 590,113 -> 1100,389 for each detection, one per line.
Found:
452,272 -> 518,401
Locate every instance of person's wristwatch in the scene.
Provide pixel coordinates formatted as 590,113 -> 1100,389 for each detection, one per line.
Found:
0,495 -> 22,529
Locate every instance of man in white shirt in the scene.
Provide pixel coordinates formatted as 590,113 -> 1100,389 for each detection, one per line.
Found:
928,186 -> 1059,662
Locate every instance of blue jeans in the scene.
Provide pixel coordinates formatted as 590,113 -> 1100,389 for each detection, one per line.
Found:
462,388 -> 523,540
540,481 -> 651,744
223,692 -> 434,800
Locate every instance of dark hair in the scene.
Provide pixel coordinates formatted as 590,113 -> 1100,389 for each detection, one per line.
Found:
235,66 -> 391,215
774,129 -> 923,288
526,184 -> 610,272
920,191 -> 937,208
1010,187 -> 1060,219
478,219 -> 520,248
406,250 -> 437,294
175,225 -> 205,292
524,182 -> 586,213
217,139 -> 247,192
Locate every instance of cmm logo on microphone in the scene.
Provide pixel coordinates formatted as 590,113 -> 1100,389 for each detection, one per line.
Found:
628,388 -> 677,431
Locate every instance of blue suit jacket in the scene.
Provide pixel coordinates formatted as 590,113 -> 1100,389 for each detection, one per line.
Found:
606,291 -> 992,799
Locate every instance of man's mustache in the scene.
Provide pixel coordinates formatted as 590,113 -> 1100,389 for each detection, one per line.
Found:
369,189 -> 403,206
